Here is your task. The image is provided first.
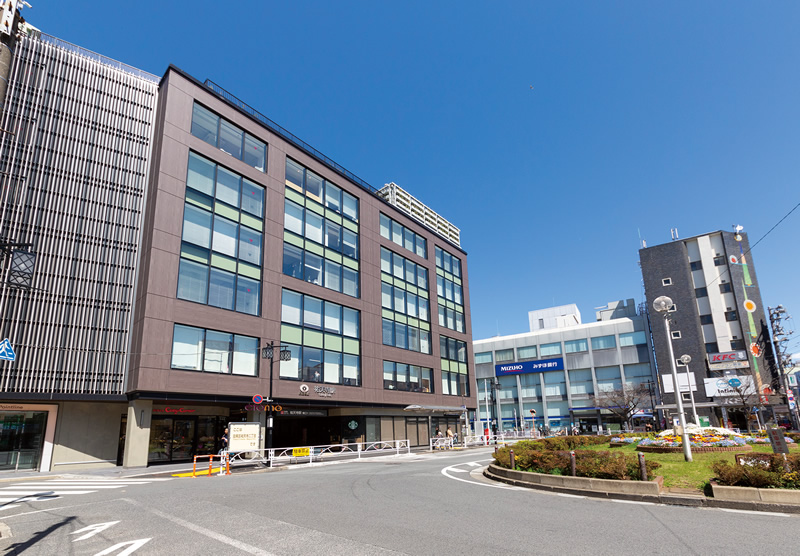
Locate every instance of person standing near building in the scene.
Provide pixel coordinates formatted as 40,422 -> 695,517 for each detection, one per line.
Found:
220,427 -> 229,454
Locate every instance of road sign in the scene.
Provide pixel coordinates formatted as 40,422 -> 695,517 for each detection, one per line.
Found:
0,339 -> 15,361
768,428 -> 789,454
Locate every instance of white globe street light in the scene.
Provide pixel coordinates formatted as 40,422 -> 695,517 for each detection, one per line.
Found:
680,354 -> 700,426
653,296 -> 693,462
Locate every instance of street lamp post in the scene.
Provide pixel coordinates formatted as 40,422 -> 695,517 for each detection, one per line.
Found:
261,341 -> 292,449
680,354 -> 700,426
653,296 -> 692,462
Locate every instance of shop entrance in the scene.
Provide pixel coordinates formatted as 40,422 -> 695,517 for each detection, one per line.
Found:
0,411 -> 48,471
148,416 -> 227,463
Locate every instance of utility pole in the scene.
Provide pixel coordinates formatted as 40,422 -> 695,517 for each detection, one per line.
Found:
768,306 -> 799,430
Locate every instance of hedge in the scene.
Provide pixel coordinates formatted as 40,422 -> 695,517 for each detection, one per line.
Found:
712,453 -> 800,489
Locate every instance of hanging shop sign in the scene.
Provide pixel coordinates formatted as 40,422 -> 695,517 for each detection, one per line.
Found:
704,376 -> 755,397
708,351 -> 748,364
496,358 -> 564,376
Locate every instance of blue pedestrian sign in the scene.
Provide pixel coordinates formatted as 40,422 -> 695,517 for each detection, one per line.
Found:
0,338 -> 15,361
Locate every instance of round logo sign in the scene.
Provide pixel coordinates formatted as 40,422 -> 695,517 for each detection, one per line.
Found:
348,420 -> 359,430
729,255 -> 738,264
727,378 -> 742,388
750,343 -> 762,357
300,384 -> 309,393
743,299 -> 757,313
252,395 -> 263,404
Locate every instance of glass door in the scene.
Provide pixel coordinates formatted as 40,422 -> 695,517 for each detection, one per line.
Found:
0,411 -> 48,471
171,419 -> 196,460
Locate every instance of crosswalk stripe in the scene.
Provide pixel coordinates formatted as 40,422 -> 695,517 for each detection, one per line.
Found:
0,505 -> 19,511
9,484 -> 127,489
0,496 -> 58,503
0,490 -> 95,496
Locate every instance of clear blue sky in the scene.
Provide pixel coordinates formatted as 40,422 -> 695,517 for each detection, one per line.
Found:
27,2 -> 800,355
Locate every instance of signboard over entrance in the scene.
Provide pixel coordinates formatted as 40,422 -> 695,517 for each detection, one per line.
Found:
496,358 -> 564,375
228,422 -> 261,452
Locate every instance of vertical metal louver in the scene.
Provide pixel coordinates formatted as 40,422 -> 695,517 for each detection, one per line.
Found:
0,35 -> 159,395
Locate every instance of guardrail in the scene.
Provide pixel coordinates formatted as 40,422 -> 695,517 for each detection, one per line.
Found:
192,453 -> 229,477
221,440 -> 412,469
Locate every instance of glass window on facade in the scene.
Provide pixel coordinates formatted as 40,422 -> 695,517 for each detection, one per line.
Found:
383,361 -> 433,392
497,375 -> 518,400
519,373 -> 540,398
178,152 -> 264,316
596,366 -> 622,392
539,342 -> 561,356
517,345 -> 537,359
619,331 -> 647,347
191,103 -> 266,172
474,351 -> 493,364
380,213 -> 427,258
591,335 -> 616,350
494,349 -> 514,362
568,369 -> 593,396
280,289 -> 361,386
564,339 -> 588,354
171,324 -> 258,376
623,363 -> 651,388
542,371 -> 566,397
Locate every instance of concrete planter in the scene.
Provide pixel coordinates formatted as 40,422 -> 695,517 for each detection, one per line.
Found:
487,463 -> 663,495
711,482 -> 800,504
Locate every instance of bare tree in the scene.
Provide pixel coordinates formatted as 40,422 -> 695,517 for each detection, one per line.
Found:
595,384 -> 652,431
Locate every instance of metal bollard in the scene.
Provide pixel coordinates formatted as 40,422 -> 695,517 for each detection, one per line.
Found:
494,445 -> 498,455
638,452 -> 648,481
510,449 -> 515,470
570,450 -> 576,477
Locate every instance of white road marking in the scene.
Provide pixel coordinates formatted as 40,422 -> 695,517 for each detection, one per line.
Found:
122,498 -> 277,556
13,483 -> 129,489
0,496 -> 58,503
448,468 -> 469,473
611,499 -> 655,506
718,508 -> 791,517
70,520 -> 120,541
467,462 -> 482,467
556,493 -> 585,499
0,505 -> 19,511
0,490 -> 96,495
441,461 -> 517,489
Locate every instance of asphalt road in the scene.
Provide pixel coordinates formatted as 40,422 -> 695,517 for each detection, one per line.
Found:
0,448 -> 796,555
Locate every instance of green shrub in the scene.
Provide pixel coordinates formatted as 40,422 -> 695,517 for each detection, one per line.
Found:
711,458 -> 785,488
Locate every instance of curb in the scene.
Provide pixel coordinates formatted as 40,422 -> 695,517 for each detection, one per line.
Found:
483,467 -> 800,514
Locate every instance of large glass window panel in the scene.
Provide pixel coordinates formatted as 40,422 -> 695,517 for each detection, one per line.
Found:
591,335 -> 616,351
380,214 -> 390,238
454,284 -> 462,305
305,170 -> 323,202
343,354 -> 359,385
565,339 -> 588,354
381,248 -> 392,274
303,348 -> 323,383
408,327 -> 420,352
396,323 -> 407,349
452,258 -> 461,278
177,259 -> 208,303
396,364 -> 409,390
404,229 -> 414,252
442,374 -> 450,395
518,346 -> 537,359
455,312 -> 464,332
325,183 -> 341,212
186,152 -> 215,195
215,166 -> 241,208
382,319 -> 394,345
543,371 -> 566,397
407,293 -> 418,318
285,158 -> 304,191
475,352 -> 492,364
420,330 -> 430,354
243,134 -> 266,172
238,226 -> 262,265
419,297 -> 429,321
172,325 -> 204,370
304,252 -> 323,286
436,276 -> 444,297
619,331 -> 647,347
182,205 -> 212,248
208,268 -> 235,310
392,254 -> 403,279
495,349 -> 514,362
343,308 -> 359,338
232,335 -> 258,376
405,260 -> 416,284
281,290 -> 302,324
212,215 -> 238,257
446,309 -> 455,330
440,336 -> 449,359
324,351 -> 342,384
305,211 -> 323,244
417,267 -> 427,289
241,179 -> 264,217
191,104 -> 218,145
284,200 -> 304,235
342,267 -> 358,298
219,119 -> 243,159
393,289 -> 406,313
596,366 -> 622,392
279,344 -> 302,379
324,260 -> 341,292
342,191 -> 358,222
392,222 -> 403,246
382,283 -> 393,309
325,221 -> 342,252
540,342 -> 562,356
438,305 -> 446,327
204,331 -> 232,373
445,281 -> 454,301
235,275 -> 260,315
282,244 -> 303,279
435,248 -> 442,268
457,341 -> 467,363
342,228 -> 358,259
304,296 -> 323,329
384,361 -> 395,389
415,236 -> 426,258
324,301 -> 342,334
